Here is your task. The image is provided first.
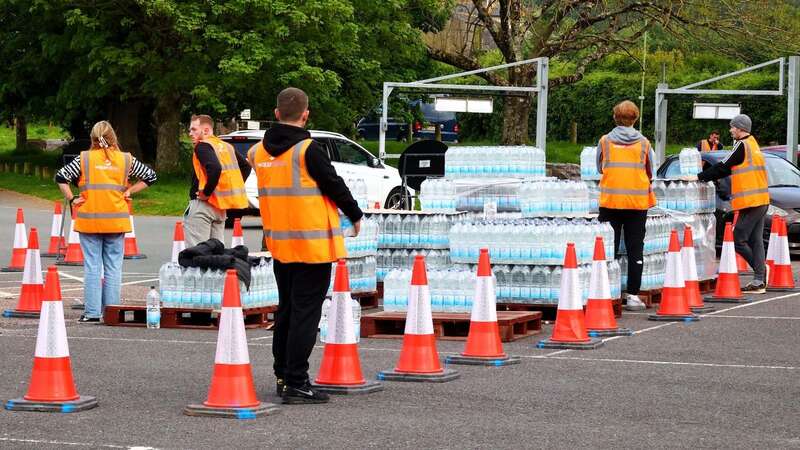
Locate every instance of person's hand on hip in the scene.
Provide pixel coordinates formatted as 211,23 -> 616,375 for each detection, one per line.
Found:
196,191 -> 209,201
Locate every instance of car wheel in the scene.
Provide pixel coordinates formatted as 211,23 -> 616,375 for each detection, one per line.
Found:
384,187 -> 412,210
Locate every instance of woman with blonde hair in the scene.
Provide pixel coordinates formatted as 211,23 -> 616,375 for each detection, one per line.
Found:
55,121 -> 157,322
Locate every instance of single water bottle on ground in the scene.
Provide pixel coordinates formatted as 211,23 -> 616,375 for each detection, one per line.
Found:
146,286 -> 161,329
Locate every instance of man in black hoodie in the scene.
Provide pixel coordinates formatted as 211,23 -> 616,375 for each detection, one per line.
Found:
248,87 -> 363,404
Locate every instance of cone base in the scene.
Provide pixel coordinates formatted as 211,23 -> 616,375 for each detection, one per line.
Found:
41,253 -> 64,258
377,368 -> 459,383
445,355 -> 521,366
536,338 -> 603,350
704,295 -> 752,303
70,303 -> 85,310
0,267 -> 23,272
690,305 -> 716,313
588,327 -> 633,337
184,401 -> 279,419
5,395 -> 97,413
55,261 -> 83,267
647,313 -> 698,322
3,309 -> 40,319
311,380 -> 384,395
123,254 -> 147,260
767,286 -> 800,292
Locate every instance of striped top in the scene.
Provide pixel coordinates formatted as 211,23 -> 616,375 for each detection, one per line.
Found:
55,153 -> 157,185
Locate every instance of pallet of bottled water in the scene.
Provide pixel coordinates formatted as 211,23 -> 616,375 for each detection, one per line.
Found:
158,260 -> 278,310
520,180 -> 591,218
382,268 -> 477,313
580,146 -> 601,181
319,295 -> 362,343
444,146 -> 546,179
619,254 -> 665,291
375,212 -> 456,249
449,218 -> 615,266
492,263 -> 621,305
377,248 -> 450,282
652,180 -> 715,214
678,148 -> 702,177
584,180 -> 600,213
339,177 -> 371,237
325,256 -> 376,296
452,178 -> 527,212
342,217 -> 378,258
419,179 -> 457,212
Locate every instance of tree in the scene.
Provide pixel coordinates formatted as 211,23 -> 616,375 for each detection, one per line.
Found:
426,0 -> 800,145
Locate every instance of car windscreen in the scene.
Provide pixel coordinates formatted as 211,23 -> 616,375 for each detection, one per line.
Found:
418,102 -> 456,122
766,156 -> 800,187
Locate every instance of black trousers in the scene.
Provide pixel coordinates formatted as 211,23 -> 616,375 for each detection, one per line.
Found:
733,205 -> 768,283
598,207 -> 648,295
272,260 -> 332,387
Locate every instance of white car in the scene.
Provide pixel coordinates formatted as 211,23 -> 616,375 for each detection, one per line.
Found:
220,129 -> 411,225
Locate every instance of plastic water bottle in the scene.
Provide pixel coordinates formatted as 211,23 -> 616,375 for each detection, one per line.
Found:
319,298 -> 331,343
351,296 -> 361,342
146,286 -> 161,329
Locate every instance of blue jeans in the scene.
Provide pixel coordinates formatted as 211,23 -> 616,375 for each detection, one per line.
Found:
79,233 -> 124,318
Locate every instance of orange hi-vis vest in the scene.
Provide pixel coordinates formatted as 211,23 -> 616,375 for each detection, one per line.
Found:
730,135 -> 769,211
598,136 -> 656,210
700,139 -> 720,152
192,135 -> 248,210
75,149 -> 132,234
248,139 -> 345,264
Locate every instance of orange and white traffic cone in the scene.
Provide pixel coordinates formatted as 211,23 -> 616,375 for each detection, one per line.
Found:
313,260 -> 383,393
649,230 -> 698,321
585,237 -> 633,337
231,218 -> 244,248
123,202 -> 146,259
56,208 -> 83,266
538,243 -> 603,349
733,212 -> 752,273
5,266 -> 98,412
765,215 -> 780,278
378,255 -> 459,382
2,208 -> 27,272
185,269 -> 278,418
172,221 -> 186,264
705,222 -> 751,303
682,226 -> 714,313
447,249 -> 520,366
42,202 -> 66,258
3,228 -> 45,318
767,217 -> 798,292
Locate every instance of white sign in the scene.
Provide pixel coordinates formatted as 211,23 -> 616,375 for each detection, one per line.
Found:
240,109 -> 251,120
246,121 -> 260,130
418,159 -> 431,168
483,201 -> 497,220
693,103 -> 740,120
435,97 -> 493,114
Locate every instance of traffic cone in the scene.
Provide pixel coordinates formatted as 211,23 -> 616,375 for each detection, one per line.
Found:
5,266 -> 98,412
172,221 -> 186,264
705,222 -> 751,303
767,217 -> 798,292
765,215 -> 780,277
682,226 -> 714,313
3,228 -> 45,318
649,230 -> 698,321
123,202 -> 146,259
733,212 -> 752,273
42,202 -> 66,258
184,269 -> 278,418
56,208 -> 83,266
585,237 -> 633,337
231,218 -> 244,248
2,208 -> 27,272
447,249 -> 521,366
378,255 -> 459,382
313,260 -> 383,394
538,243 -> 603,349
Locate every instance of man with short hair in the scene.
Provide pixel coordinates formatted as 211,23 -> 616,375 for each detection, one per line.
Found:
185,114 -> 251,247
697,130 -> 724,152
248,87 -> 363,404
698,114 -> 769,293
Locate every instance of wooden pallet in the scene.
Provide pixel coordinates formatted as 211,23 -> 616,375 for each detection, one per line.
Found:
103,305 -> 277,330
360,310 -> 542,342
637,289 -> 662,308
499,299 -> 623,321
698,278 -> 716,294
352,291 -> 380,310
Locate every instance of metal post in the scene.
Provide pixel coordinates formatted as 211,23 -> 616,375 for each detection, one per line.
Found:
535,58 -> 549,153
654,84 -> 668,167
379,84 -> 392,160
787,56 -> 799,165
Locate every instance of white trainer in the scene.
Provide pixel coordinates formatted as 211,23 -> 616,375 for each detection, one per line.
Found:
624,294 -> 646,311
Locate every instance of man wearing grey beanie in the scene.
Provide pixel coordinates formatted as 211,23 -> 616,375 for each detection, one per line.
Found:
697,114 -> 770,293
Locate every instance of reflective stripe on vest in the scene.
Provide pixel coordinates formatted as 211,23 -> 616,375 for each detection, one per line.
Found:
730,136 -> 769,210
75,149 -> 132,234
251,139 -> 346,263
598,136 -> 656,210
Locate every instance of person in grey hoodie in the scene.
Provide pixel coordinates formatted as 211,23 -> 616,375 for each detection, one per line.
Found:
596,100 -> 656,311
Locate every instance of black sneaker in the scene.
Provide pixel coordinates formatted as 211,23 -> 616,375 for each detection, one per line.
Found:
282,382 -> 329,404
276,378 -> 285,396
742,281 -> 766,294
77,315 -> 100,323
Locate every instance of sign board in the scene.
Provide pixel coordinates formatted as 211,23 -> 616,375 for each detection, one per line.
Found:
693,103 -> 740,120
435,97 -> 493,114
246,121 -> 260,130
240,109 -> 251,120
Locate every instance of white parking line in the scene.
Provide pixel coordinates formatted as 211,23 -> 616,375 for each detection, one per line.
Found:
697,314 -> 800,320
527,355 -> 798,371
0,437 -> 130,448
0,290 -> 14,298
59,272 -> 84,283
249,335 -> 273,341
